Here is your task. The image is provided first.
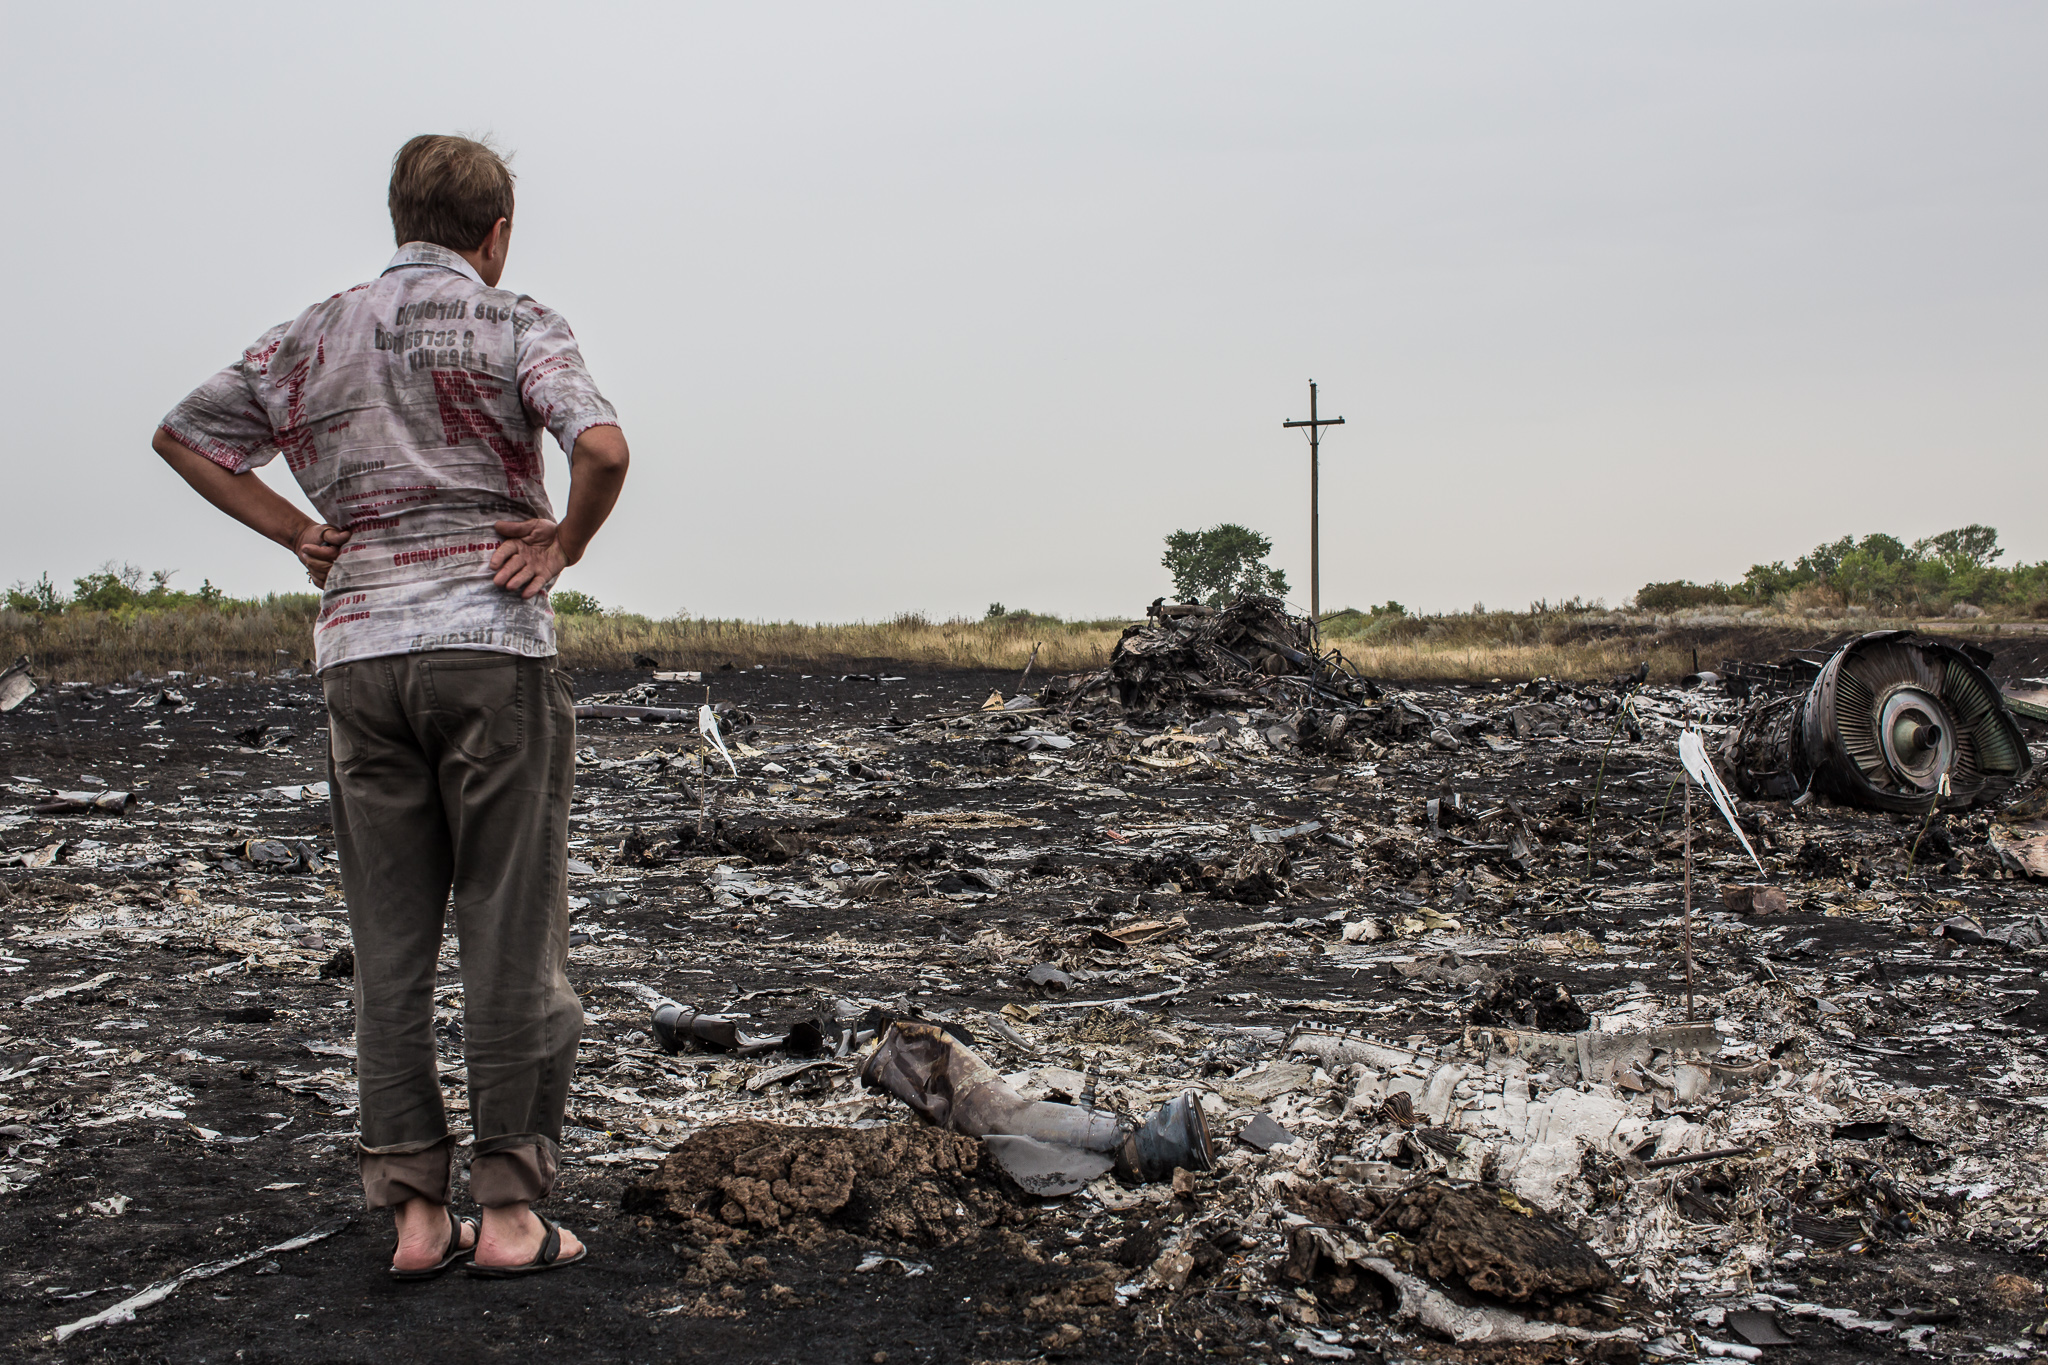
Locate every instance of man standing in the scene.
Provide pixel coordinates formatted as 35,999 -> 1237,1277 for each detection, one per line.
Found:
153,134 -> 627,1277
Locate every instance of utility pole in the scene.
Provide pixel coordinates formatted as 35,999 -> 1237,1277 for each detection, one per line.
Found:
1282,380 -> 1345,621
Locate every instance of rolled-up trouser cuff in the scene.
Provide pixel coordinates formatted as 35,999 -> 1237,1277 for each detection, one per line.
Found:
469,1135 -> 560,1207
359,1135 -> 455,1209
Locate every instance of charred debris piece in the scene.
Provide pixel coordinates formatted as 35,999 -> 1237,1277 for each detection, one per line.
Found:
620,1118 -> 1013,1245
0,656 -> 35,714
859,1018 -> 1212,1194
651,999 -> 870,1059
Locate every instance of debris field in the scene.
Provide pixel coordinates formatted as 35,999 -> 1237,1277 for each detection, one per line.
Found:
6,616 -> 2048,1363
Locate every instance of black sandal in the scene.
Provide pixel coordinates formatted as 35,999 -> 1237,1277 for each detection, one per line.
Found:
389,1206 -> 479,1281
465,1213 -> 587,1278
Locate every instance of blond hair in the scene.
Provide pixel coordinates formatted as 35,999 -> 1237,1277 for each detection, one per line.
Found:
388,134 -> 516,252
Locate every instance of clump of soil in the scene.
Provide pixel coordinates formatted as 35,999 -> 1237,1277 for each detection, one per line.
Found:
1125,844 -> 1292,902
1212,846 -> 1291,903
1068,1006 -> 1154,1046
621,1120 -> 1020,1245
1469,970 -> 1592,1032
1402,1185 -> 1615,1305
1285,1181 -> 1616,1312
618,823 -> 812,866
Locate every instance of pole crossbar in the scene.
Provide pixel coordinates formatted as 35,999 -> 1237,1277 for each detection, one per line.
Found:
1282,379 -> 1345,621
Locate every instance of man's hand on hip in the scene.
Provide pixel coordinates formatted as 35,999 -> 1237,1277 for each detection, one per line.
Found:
297,524 -> 352,589
491,519 -> 570,599
487,427 -> 628,601
153,431 -> 354,589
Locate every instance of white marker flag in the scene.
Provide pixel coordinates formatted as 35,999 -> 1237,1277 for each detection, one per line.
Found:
698,704 -> 739,778
1678,728 -> 1764,875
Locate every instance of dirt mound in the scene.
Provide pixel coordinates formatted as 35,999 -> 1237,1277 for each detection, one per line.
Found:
1127,844 -> 1293,903
1287,1181 -> 1616,1309
621,1120 -> 1020,1245
1468,971 -> 1592,1032
618,823 -> 811,866
1391,1185 -> 1617,1305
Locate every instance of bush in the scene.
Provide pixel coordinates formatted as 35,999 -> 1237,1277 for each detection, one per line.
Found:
1634,581 -> 1736,612
549,589 -> 603,617
7,563 -> 226,615
4,573 -> 63,614
1675,524 -> 2045,616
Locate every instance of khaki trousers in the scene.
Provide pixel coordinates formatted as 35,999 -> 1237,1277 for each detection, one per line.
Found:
323,650 -> 582,1208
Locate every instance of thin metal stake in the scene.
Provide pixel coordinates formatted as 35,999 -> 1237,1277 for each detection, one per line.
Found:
1906,770 -> 1953,880
1016,641 -> 1042,698
697,683 -> 710,839
1584,713 -> 1626,879
1682,769 -> 1697,1021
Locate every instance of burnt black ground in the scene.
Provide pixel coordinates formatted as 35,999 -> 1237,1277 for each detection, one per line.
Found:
3,667 -> 1180,1365
4,642 -> 2048,1362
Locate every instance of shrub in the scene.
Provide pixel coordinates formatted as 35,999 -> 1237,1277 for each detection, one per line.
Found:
549,589 -> 603,616
4,573 -> 63,614
7,563 -> 228,615
1634,581 -> 1736,612
1674,525 -> 2043,615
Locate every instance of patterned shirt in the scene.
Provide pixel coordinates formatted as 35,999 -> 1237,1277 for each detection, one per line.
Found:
160,242 -> 618,671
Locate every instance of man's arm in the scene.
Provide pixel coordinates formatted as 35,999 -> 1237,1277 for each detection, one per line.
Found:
490,425 -> 630,599
152,431 -> 351,587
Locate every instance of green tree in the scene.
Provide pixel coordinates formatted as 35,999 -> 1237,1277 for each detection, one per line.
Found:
1833,536 -> 1915,608
71,562 -> 149,611
1913,524 -> 2003,571
7,565 -> 226,614
4,572 -> 64,613
1729,525 -> 2018,612
1162,524 -> 1289,607
549,589 -> 603,617
1795,535 -> 1856,586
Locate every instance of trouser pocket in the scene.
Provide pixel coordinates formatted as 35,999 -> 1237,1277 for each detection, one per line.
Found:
322,667 -> 365,772
419,655 -> 527,760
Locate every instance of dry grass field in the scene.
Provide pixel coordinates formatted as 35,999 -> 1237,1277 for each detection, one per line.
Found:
0,604 -> 1125,682
4,599 -> 2036,685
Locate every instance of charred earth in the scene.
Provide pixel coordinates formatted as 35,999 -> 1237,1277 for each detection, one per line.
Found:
5,624 -> 2048,1361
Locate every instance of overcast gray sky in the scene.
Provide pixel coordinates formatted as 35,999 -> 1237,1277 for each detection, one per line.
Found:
5,3 -> 2043,621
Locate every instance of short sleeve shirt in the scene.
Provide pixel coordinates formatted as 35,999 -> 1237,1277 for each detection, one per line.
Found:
159,242 -> 617,671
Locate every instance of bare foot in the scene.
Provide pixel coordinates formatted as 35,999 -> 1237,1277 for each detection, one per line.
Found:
391,1197 -> 476,1273
474,1202 -> 584,1269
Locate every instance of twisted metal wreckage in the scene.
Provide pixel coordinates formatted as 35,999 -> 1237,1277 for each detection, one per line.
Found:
1041,594 -> 1380,722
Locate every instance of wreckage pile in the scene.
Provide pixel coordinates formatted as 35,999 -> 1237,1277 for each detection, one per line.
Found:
5,610 -> 2048,1359
1041,595 -> 1376,719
